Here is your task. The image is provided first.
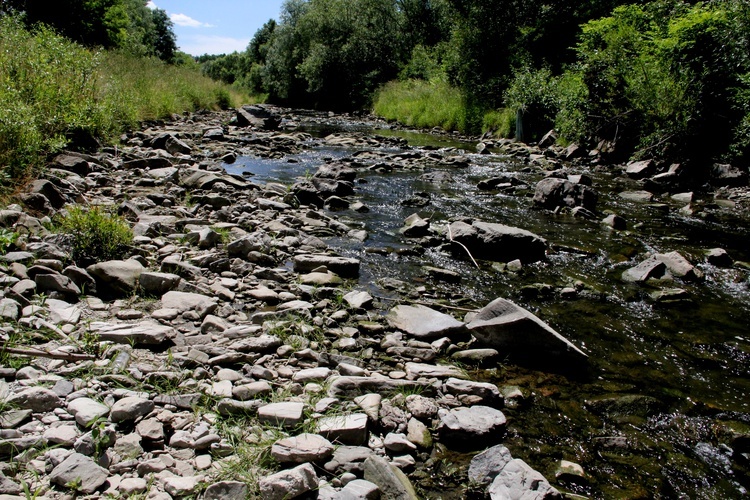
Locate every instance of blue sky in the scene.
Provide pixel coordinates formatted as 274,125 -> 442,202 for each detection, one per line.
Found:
147,1 -> 285,56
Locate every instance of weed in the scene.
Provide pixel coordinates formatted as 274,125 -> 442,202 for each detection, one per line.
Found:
0,229 -> 17,254
54,206 -> 133,265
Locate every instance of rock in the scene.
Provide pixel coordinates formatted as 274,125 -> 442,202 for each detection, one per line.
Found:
338,479 -> 380,500
317,413 -> 369,445
451,348 -> 499,364
0,299 -> 19,321
344,290 -> 374,309
468,444 -> 513,487
405,395 -> 438,420
139,271 -> 181,295
328,376 -> 430,399
488,458 -> 561,499
618,190 -> 654,202
163,476 -> 202,497
110,396 -> 154,423
49,452 -> 109,494
405,362 -> 466,379
204,481 -> 248,500
384,433 -> 417,453
602,213 -> 627,230
467,298 -> 587,365
259,463 -> 318,500
271,433 -> 335,463
363,455 -> 418,500
533,178 -> 598,211
437,406 -> 507,446
622,255 -> 667,283
8,387 -> 61,413
90,320 -> 175,345
86,260 -> 143,297
236,105 -> 281,130
711,163 -> 748,187
293,254 -> 360,278
584,394 -> 664,420
52,153 -> 90,176
655,251 -> 703,281
386,305 -> 466,340
444,378 -> 502,406
406,418 -> 432,448
43,424 -> 79,447
34,273 -> 81,297
118,477 -> 148,495
448,220 -> 547,263
706,248 -> 733,267
67,397 -> 109,427
161,291 -> 218,318
400,213 -> 430,237
625,159 -> 656,179
258,402 -> 305,428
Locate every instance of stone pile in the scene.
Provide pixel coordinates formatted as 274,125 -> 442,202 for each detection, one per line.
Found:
0,108 -> 577,499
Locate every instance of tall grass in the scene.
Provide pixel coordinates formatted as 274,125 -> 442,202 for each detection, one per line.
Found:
372,79 -> 466,132
0,16 -> 244,186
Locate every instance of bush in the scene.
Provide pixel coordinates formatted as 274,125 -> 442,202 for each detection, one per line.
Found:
372,79 -> 466,132
56,206 -> 133,265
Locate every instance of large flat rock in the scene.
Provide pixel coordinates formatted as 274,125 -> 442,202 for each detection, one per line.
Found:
292,254 -> 360,278
448,220 -> 547,263
467,298 -> 587,365
386,304 -> 467,339
90,320 -> 175,345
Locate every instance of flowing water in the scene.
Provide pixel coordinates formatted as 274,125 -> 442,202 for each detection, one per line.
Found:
225,125 -> 750,498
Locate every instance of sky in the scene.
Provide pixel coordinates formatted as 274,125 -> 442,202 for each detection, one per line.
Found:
147,1 -> 285,56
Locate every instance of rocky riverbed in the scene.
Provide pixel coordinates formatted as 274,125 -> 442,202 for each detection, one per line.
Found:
0,105 -> 749,499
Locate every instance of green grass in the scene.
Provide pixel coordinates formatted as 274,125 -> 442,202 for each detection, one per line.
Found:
0,16 -> 246,189
55,206 -> 133,266
372,78 -> 466,132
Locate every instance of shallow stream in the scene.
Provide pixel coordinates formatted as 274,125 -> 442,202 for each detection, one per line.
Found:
226,124 -> 750,498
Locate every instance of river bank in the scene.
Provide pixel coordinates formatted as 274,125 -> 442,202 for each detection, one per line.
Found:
0,105 -> 748,498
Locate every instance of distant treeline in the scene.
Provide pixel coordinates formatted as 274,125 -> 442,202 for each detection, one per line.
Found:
202,0 -> 750,166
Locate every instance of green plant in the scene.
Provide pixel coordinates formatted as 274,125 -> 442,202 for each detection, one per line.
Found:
0,229 -> 18,254
55,206 -> 133,265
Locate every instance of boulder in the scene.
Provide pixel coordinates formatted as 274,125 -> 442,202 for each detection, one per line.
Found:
236,105 -> 281,130
533,178 -> 598,211
468,444 -> 514,487
489,459 -> 561,499
49,453 -> 109,494
467,298 -> 587,365
363,455 -> 419,500
258,463 -> 318,500
86,260 -> 143,297
448,220 -> 547,263
437,406 -> 507,446
386,304 -> 467,340
625,159 -> 656,179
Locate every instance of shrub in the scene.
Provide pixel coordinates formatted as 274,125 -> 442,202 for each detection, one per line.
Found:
372,79 -> 466,132
56,206 -> 133,265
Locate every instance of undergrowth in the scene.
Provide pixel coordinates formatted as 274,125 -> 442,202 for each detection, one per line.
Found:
54,206 -> 133,265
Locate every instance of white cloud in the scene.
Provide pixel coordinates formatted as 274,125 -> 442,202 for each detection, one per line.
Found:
179,35 -> 250,56
146,1 -> 157,9
170,13 -> 214,28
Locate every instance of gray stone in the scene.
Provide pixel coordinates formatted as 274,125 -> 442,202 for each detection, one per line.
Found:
139,271 -> 181,295
533,177 -> 598,211
338,479 -> 381,500
293,254 -> 360,278
43,424 -> 79,447
8,387 -> 61,413
363,455 -> 418,500
324,446 -> 376,475
384,432 -> 417,453
405,395 -> 438,420
259,462 -> 318,500
118,477 -> 148,495
467,298 -> 587,364
271,433 -> 335,463
0,299 -> 19,321
34,273 -> 80,297
451,348 -> 499,363
468,444 -> 513,486
90,320 -> 175,345
110,396 -> 154,423
405,362 -> 466,379
86,260 -> 144,297
163,476 -> 202,497
386,305 -> 466,340
258,402 -> 305,428
488,458 -> 561,499
317,413 -> 369,445
706,248 -> 733,267
625,159 -> 656,179
406,418 -> 432,449
622,255 -> 668,283
444,378 -> 502,406
327,377 -> 432,399
204,481 -> 248,500
49,452 -> 109,494
67,397 -> 109,427
400,213 -> 430,237
618,190 -> 654,202
136,418 -> 164,441
344,290 -> 374,310
448,220 -> 547,263
655,251 -> 703,281
437,406 -> 507,446
0,470 -> 22,495
161,291 -> 218,319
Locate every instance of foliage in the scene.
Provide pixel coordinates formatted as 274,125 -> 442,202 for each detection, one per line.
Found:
55,206 -> 133,265
0,228 -> 17,254
373,79 -> 467,131
0,17 -> 242,187
560,1 -> 750,163
1,0 -> 178,62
